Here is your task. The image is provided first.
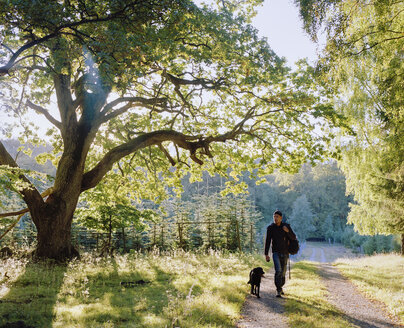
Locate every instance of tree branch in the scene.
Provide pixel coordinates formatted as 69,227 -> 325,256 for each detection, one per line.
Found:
97,96 -> 167,124
163,71 -> 225,90
12,54 -> 56,73
54,73 -> 76,129
26,99 -> 62,129
1,43 -> 15,55
0,212 -> 25,241
81,111 -> 254,192
158,143 -> 176,166
0,141 -> 45,208
0,32 -> 60,75
0,208 -> 29,219
347,35 -> 404,56
0,2 -> 139,75
101,96 -> 167,115
0,187 -> 53,241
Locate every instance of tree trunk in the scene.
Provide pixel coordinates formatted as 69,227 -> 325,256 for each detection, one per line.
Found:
401,233 -> 404,256
34,211 -> 79,260
108,214 -> 112,252
31,189 -> 81,260
122,227 -> 126,253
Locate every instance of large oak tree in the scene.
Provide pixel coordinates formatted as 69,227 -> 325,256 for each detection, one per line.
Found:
0,0 -> 336,260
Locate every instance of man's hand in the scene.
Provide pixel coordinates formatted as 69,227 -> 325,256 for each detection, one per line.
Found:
283,225 -> 289,233
265,255 -> 270,262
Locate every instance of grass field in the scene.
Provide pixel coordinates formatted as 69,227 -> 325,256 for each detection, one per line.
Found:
335,253 -> 404,325
0,250 -> 267,328
1,250 -> 402,327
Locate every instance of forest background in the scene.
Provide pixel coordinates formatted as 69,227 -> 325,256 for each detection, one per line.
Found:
1,138 -> 400,256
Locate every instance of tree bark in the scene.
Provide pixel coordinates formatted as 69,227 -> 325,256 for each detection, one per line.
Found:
122,227 -> 126,253
33,204 -> 79,260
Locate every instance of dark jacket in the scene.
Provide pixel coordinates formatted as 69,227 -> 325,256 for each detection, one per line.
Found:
264,222 -> 296,255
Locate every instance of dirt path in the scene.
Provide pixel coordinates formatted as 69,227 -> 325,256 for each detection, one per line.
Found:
236,274 -> 288,328
236,243 -> 401,328
309,247 -> 326,262
318,263 -> 399,328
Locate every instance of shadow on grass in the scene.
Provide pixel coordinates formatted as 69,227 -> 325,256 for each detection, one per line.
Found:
63,259 -> 178,327
63,258 -> 244,328
0,260 -> 67,328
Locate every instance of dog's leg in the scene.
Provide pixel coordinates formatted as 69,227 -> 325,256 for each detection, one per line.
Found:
251,284 -> 254,295
256,284 -> 260,298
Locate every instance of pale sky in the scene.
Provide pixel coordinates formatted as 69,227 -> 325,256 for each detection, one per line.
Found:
252,0 -> 319,65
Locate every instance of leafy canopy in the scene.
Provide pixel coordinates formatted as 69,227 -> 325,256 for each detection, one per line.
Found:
0,0 -> 338,208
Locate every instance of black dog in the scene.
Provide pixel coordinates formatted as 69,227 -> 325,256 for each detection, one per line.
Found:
248,267 -> 265,298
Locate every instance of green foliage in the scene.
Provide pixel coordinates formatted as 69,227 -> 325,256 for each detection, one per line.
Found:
288,194 -> 316,241
1,0 -> 340,205
272,162 -> 351,238
295,0 -> 404,236
322,214 -> 334,243
362,235 -> 397,255
158,191 -> 262,251
77,204 -> 156,233
76,174 -> 158,234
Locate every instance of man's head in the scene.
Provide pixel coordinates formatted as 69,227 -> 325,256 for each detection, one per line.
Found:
273,210 -> 282,226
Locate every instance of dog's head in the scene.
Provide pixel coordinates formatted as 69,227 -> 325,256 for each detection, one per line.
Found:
252,267 -> 265,276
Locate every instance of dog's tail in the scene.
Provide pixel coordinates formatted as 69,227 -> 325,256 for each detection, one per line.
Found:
247,269 -> 253,284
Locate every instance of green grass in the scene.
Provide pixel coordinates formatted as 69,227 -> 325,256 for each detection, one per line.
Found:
335,253 -> 404,325
284,261 -> 355,328
2,251 -> 401,327
0,250 -> 267,328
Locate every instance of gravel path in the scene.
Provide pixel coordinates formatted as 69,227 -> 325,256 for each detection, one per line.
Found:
309,245 -> 327,262
236,244 -> 402,328
236,274 -> 288,328
318,263 -> 401,328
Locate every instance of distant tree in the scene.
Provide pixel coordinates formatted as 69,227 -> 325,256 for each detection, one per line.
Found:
323,214 -> 334,244
288,194 -> 315,241
0,0 -> 338,260
274,162 -> 351,238
294,0 -> 404,253
363,236 -> 377,255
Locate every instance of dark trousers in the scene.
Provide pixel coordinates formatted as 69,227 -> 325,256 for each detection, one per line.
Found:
272,252 -> 288,292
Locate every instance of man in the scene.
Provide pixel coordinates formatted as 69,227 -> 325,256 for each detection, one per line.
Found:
264,210 -> 296,298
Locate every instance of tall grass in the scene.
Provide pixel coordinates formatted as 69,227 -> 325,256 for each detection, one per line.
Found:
0,250 -> 266,328
335,253 -> 404,324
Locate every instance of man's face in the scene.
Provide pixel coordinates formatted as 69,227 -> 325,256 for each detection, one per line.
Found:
273,213 -> 282,226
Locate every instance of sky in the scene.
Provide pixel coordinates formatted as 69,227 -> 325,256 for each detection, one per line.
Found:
251,0 -> 319,65
2,0 -> 320,139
